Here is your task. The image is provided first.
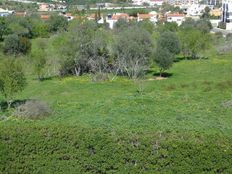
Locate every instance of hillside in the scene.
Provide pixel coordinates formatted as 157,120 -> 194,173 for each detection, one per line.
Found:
1,50 -> 232,173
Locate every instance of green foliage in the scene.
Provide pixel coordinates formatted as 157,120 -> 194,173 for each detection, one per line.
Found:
154,47 -> 174,76
201,6 -> 211,19
218,21 -> 226,29
3,34 -> 31,55
178,29 -> 211,58
0,17 -> 10,41
0,50 -> 232,172
157,31 -> 180,55
180,18 -> 212,33
31,38 -> 47,80
58,20 -> 109,76
128,9 -> 148,17
156,21 -> 179,32
138,20 -> 154,34
114,18 -> 130,32
1,125 -> 232,173
114,27 -> 153,79
48,15 -> 68,33
0,60 -> 26,108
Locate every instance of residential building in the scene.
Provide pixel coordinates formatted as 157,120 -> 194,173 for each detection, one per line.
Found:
38,3 -> 50,12
222,0 -> 232,22
106,13 -> 129,29
149,0 -> 164,5
15,11 -> 27,17
222,0 -> 232,29
164,0 -> 199,5
166,13 -> 185,25
186,4 -> 206,16
137,11 -> 158,23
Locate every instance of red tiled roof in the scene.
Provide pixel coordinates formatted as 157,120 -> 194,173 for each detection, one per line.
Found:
40,15 -> 50,20
112,13 -> 129,20
166,13 -> 185,17
15,12 -> 26,17
138,13 -> 154,19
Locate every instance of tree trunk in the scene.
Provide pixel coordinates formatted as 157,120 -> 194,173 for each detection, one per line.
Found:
7,100 -> 12,110
74,66 -> 81,76
160,69 -> 162,77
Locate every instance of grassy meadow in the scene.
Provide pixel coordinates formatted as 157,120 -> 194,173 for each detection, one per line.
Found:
1,50 -> 232,173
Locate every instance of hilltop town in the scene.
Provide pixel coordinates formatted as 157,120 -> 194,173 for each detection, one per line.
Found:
1,0 -> 232,31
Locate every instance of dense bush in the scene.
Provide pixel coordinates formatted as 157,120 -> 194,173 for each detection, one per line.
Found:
218,21 -> 226,29
15,100 -> 51,120
4,34 -> 31,55
1,125 -> 232,173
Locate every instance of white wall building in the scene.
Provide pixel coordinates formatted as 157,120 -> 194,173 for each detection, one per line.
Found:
137,12 -> 158,23
222,0 -> 232,23
186,4 -> 206,16
166,13 -> 185,25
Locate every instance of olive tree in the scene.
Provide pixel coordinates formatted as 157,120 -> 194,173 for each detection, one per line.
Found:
47,15 -> 68,33
0,60 -> 26,109
31,39 -> 47,80
154,47 -> 174,77
114,27 -> 153,79
4,34 -> 31,56
157,31 -> 180,55
178,29 -> 211,58
58,20 -> 110,78
153,31 -> 180,77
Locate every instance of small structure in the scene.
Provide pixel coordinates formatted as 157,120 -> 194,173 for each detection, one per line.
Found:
137,12 -> 158,23
106,13 -> 129,29
166,13 -> 185,25
40,15 -> 50,20
149,0 -> 164,6
38,3 -> 50,12
0,8 -> 14,17
15,11 -> 27,17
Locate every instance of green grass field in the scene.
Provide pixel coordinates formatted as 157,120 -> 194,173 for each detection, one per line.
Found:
1,51 -> 232,173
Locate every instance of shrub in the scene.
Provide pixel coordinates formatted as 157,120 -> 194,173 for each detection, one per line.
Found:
226,33 -> 232,41
15,100 -> 51,120
218,21 -> 226,29
4,34 -> 31,55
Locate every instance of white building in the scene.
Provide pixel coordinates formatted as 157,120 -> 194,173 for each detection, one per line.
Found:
186,4 -> 207,16
222,0 -> 232,30
0,8 -> 14,17
149,0 -> 164,5
137,12 -> 158,23
132,0 -> 163,6
105,13 -> 129,29
166,13 -> 185,25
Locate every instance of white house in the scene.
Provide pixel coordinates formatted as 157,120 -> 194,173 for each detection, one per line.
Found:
137,11 -> 158,23
105,13 -> 129,29
186,4 -> 206,16
166,13 -> 185,25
